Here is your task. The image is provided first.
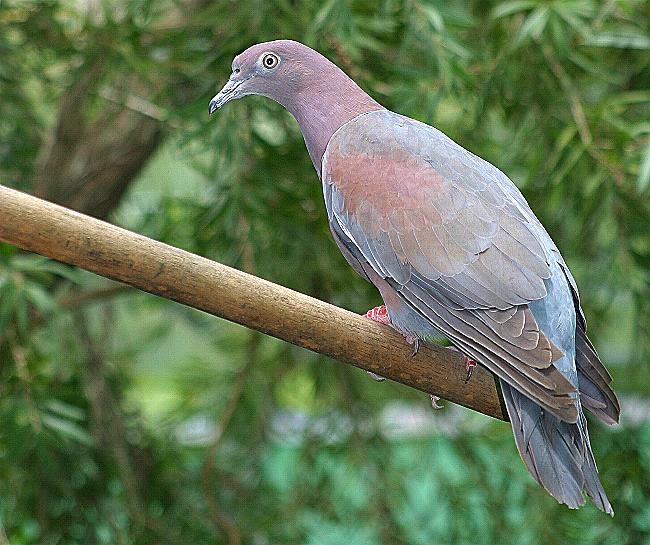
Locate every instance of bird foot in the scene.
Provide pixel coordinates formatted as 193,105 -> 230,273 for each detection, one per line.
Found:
430,395 -> 443,409
363,305 -> 421,381
364,305 -> 391,325
405,334 -> 420,357
363,306 -> 390,381
464,356 -> 477,384
364,305 -> 420,356
447,346 -> 477,384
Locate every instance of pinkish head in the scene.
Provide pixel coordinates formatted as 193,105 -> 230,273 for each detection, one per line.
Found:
208,40 -> 336,114
209,39 -> 382,168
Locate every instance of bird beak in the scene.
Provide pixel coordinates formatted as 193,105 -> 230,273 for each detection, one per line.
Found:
208,76 -> 248,115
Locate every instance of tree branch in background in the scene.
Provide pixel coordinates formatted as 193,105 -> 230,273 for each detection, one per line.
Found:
200,332 -> 258,545
32,59 -> 164,219
74,293 -> 182,544
0,185 -> 508,421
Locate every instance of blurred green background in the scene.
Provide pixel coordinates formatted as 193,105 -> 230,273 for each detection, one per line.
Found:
1,0 -> 649,543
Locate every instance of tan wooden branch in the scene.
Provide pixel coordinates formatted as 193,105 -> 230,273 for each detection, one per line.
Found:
0,185 -> 507,421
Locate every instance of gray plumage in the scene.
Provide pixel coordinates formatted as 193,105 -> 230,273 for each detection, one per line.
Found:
209,39 -> 619,513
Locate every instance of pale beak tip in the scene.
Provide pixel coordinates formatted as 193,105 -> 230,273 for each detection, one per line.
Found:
208,98 -> 220,116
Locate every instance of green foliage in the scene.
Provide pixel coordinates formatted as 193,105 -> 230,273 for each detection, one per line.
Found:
0,0 -> 649,543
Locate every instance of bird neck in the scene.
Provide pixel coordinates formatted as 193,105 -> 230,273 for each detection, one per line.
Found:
283,78 -> 383,175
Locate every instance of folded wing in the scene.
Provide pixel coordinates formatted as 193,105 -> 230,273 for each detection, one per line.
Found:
323,110 -> 579,422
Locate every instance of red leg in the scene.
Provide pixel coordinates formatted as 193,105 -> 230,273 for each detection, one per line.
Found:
363,305 -> 420,356
447,346 -> 477,384
364,305 -> 390,325
464,356 -> 477,384
363,306 -> 389,381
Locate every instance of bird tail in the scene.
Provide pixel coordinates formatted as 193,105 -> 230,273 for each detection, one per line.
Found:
575,326 -> 620,425
501,380 -> 613,515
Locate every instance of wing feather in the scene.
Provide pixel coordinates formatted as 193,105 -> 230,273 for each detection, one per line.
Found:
322,110 -> 582,421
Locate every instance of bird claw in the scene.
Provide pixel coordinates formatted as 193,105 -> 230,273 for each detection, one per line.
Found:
367,371 -> 386,382
363,306 -> 389,382
363,305 -> 420,356
447,346 -> 477,384
364,305 -> 391,325
364,306 -> 439,408
405,335 -> 420,357
464,357 -> 477,384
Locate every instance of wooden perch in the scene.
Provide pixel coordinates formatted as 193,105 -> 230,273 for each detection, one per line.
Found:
0,184 -> 507,421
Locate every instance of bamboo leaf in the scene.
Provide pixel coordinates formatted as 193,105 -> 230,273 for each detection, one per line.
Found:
44,399 -> 86,421
515,6 -> 550,44
42,414 -> 94,446
422,6 -> 444,33
491,0 -> 537,19
638,144 -> 650,193
585,31 -> 650,50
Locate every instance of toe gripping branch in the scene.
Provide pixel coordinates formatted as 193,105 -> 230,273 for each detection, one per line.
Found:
364,305 -> 420,356
363,305 -> 475,394
464,356 -> 477,384
365,305 -> 390,324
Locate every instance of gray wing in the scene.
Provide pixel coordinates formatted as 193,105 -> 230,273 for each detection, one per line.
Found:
557,257 -> 620,424
323,110 -> 579,422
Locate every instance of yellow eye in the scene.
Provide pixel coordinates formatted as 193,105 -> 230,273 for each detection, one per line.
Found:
261,53 -> 279,69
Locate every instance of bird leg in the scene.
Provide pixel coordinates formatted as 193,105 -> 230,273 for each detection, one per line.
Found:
447,346 -> 477,384
364,305 -> 443,408
364,305 -> 420,356
429,351 -> 475,411
363,305 -> 389,381
362,304 -> 419,381
464,357 -> 477,384
364,304 -> 391,325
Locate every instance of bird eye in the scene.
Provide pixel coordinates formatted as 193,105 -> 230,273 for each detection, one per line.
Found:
233,67 -> 241,74
261,53 -> 279,70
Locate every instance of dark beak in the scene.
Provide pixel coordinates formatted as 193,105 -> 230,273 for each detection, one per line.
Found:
208,76 -> 247,115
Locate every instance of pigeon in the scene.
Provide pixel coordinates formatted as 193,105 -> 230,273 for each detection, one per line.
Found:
209,39 -> 619,513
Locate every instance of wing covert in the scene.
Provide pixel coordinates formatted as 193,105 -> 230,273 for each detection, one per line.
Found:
322,110 -> 578,421
323,110 -> 551,310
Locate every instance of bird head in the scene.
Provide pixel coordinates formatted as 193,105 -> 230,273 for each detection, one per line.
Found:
208,40 -> 382,168
208,40 -> 327,115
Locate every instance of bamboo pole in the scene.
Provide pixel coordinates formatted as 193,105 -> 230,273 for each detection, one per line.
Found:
0,185 -> 507,420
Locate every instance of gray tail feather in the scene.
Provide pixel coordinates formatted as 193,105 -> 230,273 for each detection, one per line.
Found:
575,326 -> 620,425
501,380 -> 613,515
559,262 -> 620,426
